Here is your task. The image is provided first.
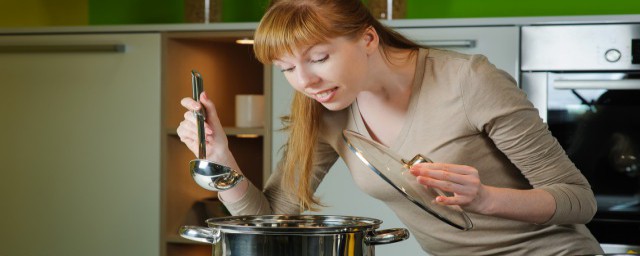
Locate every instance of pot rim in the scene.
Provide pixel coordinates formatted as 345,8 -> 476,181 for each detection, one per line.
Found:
205,214 -> 383,234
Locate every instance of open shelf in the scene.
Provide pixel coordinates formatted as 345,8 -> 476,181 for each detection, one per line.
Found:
160,30 -> 272,256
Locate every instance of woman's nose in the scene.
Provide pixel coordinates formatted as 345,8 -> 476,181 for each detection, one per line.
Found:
295,68 -> 320,89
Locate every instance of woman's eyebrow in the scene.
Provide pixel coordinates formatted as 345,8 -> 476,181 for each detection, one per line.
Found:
300,45 -> 316,57
301,42 -> 330,57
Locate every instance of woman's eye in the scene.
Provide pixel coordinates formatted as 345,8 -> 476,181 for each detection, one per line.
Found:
280,67 -> 295,73
311,55 -> 329,63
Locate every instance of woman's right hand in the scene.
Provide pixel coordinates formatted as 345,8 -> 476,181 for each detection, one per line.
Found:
177,92 -> 236,168
178,92 -> 249,202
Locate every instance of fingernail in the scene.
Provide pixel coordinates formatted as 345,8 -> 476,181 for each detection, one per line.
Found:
202,92 -> 208,100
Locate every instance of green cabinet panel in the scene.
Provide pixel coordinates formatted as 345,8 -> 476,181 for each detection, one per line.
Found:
87,1 -> 640,26
405,0 -> 640,19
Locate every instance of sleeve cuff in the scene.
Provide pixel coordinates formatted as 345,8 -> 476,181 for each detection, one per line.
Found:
218,182 -> 271,215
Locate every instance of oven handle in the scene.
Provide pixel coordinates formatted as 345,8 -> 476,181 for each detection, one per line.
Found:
554,79 -> 640,90
417,40 -> 476,48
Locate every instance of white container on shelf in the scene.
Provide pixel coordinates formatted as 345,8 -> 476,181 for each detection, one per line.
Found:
235,94 -> 264,128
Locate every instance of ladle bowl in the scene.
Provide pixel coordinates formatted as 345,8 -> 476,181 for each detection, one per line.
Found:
190,159 -> 244,191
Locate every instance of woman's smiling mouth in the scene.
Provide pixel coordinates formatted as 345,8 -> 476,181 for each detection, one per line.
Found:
313,87 -> 338,103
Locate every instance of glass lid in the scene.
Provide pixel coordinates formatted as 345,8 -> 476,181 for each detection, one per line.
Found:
342,130 -> 473,231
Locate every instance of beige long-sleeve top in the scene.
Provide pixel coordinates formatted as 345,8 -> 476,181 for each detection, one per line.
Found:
221,48 -> 604,255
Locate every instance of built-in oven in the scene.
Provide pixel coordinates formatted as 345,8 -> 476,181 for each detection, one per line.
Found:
521,24 -> 640,250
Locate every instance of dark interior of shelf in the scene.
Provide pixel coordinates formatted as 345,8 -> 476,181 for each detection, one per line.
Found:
163,33 -> 264,129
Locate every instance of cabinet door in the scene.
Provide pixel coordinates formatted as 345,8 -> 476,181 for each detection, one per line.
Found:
0,33 -> 161,256
395,26 -> 520,83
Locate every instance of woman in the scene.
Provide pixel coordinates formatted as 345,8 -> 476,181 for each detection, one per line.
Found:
177,0 -> 604,254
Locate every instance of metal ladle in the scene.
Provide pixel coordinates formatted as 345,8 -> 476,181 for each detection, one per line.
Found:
189,70 -> 244,191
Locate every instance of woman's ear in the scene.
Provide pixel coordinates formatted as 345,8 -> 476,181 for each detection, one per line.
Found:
362,26 -> 379,54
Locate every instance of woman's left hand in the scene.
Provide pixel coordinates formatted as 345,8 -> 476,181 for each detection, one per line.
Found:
409,163 -> 490,214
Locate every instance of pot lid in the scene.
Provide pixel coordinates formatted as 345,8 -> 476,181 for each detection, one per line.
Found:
342,130 -> 473,231
205,215 -> 381,234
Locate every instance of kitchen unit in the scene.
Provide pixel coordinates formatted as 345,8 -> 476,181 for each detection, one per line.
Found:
395,26 -> 519,81
2,14 -> 640,256
0,33 -> 162,256
521,24 -> 640,251
0,25 -> 273,256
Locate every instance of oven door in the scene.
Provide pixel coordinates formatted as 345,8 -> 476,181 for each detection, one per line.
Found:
522,72 -> 640,245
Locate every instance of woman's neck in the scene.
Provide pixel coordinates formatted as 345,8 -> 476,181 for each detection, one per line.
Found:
355,47 -> 420,146
359,47 -> 418,109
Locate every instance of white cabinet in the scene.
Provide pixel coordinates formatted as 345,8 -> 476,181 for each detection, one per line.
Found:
396,26 -> 520,83
0,33 -> 161,256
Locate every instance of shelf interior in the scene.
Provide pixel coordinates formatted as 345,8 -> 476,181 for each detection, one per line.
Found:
163,32 -> 264,129
161,31 -> 268,256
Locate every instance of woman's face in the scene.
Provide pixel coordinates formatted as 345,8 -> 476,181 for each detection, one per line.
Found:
273,34 -> 373,111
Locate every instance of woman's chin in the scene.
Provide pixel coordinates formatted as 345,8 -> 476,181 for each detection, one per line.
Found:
321,101 -> 351,111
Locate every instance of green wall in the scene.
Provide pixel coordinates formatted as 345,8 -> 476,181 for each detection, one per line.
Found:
88,0 -> 184,24
88,0 -> 270,25
87,0 -> 640,25
2,0 -> 639,27
406,0 -> 640,19
0,0 -> 87,27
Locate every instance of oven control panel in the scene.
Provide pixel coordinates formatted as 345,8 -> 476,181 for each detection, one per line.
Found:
522,24 -> 640,71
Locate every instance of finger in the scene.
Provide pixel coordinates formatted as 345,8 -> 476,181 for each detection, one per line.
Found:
178,119 -> 197,135
411,165 -> 467,185
416,176 -> 468,194
199,92 -> 223,128
433,195 -> 466,206
178,120 -> 213,143
423,163 -> 476,175
183,112 -> 213,135
180,97 -> 201,111
177,124 -> 198,145
176,127 -> 198,152
177,126 -> 217,156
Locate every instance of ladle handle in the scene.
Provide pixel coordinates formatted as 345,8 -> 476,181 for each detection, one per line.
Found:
191,70 -> 207,159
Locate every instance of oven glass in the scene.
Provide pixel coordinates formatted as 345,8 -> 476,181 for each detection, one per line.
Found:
547,80 -> 640,212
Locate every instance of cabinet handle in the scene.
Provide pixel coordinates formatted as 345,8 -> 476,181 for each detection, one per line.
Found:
0,44 -> 126,53
554,79 -> 640,90
417,40 -> 476,48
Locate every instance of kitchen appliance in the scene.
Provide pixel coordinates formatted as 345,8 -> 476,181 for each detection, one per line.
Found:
521,24 -> 640,248
179,215 -> 409,256
189,70 -> 244,191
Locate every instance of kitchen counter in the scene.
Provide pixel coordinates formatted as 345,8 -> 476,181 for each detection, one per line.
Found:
1,14 -> 640,35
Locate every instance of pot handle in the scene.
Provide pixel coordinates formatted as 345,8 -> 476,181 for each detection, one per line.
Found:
179,226 -> 220,244
365,228 -> 410,245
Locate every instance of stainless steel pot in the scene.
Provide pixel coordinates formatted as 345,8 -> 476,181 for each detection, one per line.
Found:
179,215 -> 410,256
